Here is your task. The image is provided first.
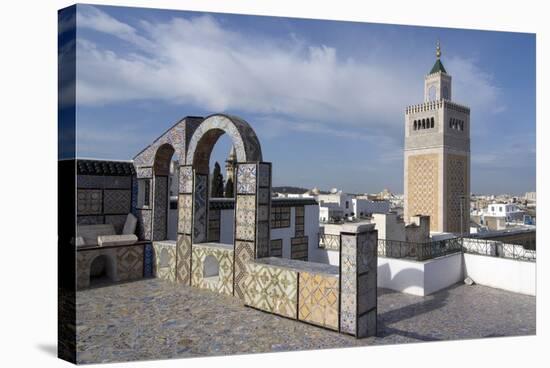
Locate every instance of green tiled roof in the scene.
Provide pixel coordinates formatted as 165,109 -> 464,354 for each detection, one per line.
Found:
430,59 -> 447,74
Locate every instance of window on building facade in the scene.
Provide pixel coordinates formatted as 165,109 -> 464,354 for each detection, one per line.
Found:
271,207 -> 291,228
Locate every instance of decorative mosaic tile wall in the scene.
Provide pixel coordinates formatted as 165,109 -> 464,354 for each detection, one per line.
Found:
298,272 -> 339,330
152,176 -> 168,241
143,243 -> 153,277
191,243 -> 234,296
446,153 -> 469,234
406,153 -> 439,231
153,241 -> 177,282
77,174 -> 133,233
176,165 -> 194,285
340,229 -> 378,337
76,244 -> 144,290
193,174 -> 208,243
243,261 -> 298,319
234,162 -> 272,299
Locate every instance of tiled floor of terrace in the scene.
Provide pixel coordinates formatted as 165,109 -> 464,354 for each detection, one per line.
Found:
76,278 -> 535,364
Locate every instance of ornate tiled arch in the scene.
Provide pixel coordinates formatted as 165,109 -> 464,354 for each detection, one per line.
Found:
179,114 -> 271,296
133,119 -> 188,167
185,114 -> 263,173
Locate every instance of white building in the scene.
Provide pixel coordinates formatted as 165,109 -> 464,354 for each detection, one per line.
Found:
319,203 -> 344,223
317,188 -> 390,222
525,192 -> 536,202
353,198 -> 391,218
484,203 -> 525,222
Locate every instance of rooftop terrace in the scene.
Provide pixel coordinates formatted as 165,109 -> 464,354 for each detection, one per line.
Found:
75,278 -> 535,364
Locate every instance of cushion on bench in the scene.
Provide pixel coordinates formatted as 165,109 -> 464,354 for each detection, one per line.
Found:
77,224 -> 116,246
122,213 -> 138,235
97,234 -> 138,247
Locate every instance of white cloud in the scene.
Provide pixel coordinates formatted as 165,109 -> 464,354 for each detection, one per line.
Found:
75,6 -> 505,138
446,56 -> 505,115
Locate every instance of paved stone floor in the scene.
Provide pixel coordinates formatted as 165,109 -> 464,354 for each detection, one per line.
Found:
76,278 -> 535,364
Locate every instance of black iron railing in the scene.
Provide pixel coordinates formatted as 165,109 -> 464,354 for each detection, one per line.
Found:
377,239 -> 416,259
377,238 -> 462,261
318,233 -> 340,251
318,234 -> 536,262
462,238 -> 536,262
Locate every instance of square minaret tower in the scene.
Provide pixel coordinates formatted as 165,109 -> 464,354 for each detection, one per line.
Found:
404,42 -> 470,234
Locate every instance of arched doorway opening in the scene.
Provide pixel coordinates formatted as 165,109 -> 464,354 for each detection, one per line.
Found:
89,254 -> 117,287
152,143 -> 176,241
203,255 -> 220,281
177,114 -> 271,298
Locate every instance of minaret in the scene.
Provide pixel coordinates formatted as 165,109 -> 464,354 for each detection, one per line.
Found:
404,41 -> 471,234
225,145 -> 237,183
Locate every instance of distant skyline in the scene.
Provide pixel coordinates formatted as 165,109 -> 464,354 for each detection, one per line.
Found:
70,4 -> 536,195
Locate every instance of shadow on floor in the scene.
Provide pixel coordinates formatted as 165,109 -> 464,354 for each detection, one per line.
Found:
36,343 -> 57,357
375,283 -> 464,341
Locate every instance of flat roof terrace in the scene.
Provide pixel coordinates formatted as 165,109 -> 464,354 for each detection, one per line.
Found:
75,278 -> 535,364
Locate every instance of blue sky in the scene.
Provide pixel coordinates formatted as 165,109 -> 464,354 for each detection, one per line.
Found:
71,4 -> 535,195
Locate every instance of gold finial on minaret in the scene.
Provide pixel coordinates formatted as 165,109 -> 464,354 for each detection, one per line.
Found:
436,39 -> 441,59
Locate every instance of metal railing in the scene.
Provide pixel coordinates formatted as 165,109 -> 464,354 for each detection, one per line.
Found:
377,238 -> 462,261
377,239 -> 416,259
415,238 -> 462,261
318,233 -> 340,251
463,237 -> 536,262
318,234 -> 536,262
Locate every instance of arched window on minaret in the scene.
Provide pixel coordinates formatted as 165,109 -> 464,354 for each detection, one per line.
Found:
431,117 -> 435,128
413,120 -> 417,130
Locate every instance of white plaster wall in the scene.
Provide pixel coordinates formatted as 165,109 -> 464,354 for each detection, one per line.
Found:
309,248 -> 340,266
372,213 -> 406,241
463,253 -> 535,296
424,253 -> 463,295
377,257 -> 426,296
377,253 -> 463,296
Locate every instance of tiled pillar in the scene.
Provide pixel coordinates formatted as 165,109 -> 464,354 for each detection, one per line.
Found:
233,162 -> 271,299
176,166 -> 209,285
340,224 -> 378,338
176,165 -> 193,284
192,173 -> 208,243
134,166 -> 153,241
152,175 -> 168,241
143,243 -> 153,277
